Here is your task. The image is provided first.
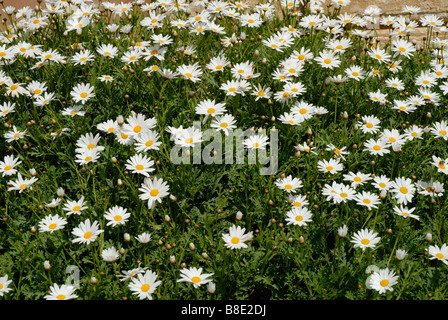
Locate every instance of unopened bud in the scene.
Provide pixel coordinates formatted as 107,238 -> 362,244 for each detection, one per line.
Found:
207,282 -> 216,294
55,188 -> 65,198
44,260 -> 51,271
117,115 -> 124,126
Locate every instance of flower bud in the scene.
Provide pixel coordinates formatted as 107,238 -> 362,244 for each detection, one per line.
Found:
117,115 -> 124,126
207,282 -> 216,294
236,211 -> 243,221
396,249 -> 407,261
337,225 -> 348,238
124,233 -> 131,242
169,255 -> 176,264
44,260 -> 51,271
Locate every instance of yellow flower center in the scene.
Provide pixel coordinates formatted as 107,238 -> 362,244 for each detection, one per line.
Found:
48,223 -> 57,230
363,199 -> 371,204
56,294 -> 66,300
440,130 -> 447,136
185,73 -> 193,78
438,164 -> 446,170
373,145 -> 381,151
220,123 -> 228,128
136,164 -> 144,170
80,92 -> 88,99
325,166 -> 333,171
366,123 -> 373,128
150,189 -> 159,197
340,192 -> 348,198
84,232 -> 92,239
252,142 -> 260,148
380,279 -> 389,287
323,58 -> 332,64
284,184 -> 293,190
295,215 -> 303,221
436,253 -> 444,259
379,182 -> 386,188
10,85 -> 18,90
4,165 -> 12,171
121,133 -> 128,139
399,47 -> 406,52
248,19 -> 254,23
231,237 -> 240,244
185,138 -> 193,144
19,184 -> 27,190
141,284 -> 150,292
145,140 -> 153,147
400,187 -> 408,194
207,108 -> 215,114
134,126 -> 142,133
361,239 -> 370,245
191,276 -> 201,283
354,177 -> 362,182
114,215 -> 122,221
84,156 -> 92,162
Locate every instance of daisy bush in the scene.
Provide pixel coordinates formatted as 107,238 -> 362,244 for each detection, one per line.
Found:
0,0 -> 447,301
